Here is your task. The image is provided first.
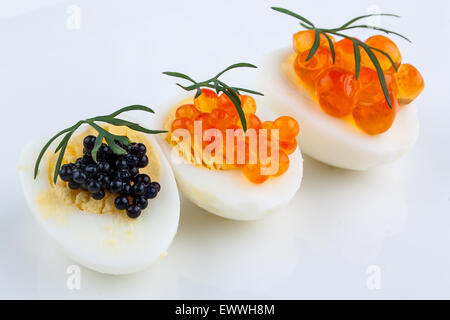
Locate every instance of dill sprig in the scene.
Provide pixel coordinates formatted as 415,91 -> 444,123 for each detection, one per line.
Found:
271,7 -> 411,108
163,63 -> 264,131
34,105 -> 167,184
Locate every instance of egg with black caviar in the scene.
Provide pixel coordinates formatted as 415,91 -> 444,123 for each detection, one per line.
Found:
260,8 -> 423,170
18,108 -> 180,275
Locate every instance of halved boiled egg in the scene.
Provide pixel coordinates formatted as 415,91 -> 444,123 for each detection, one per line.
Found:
19,123 -> 180,275
155,94 -> 303,221
259,47 -> 420,170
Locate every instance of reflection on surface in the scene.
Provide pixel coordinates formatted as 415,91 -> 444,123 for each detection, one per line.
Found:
35,153 -> 409,299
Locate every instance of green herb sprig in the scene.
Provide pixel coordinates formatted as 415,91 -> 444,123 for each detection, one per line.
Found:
163,63 -> 264,131
271,7 -> 411,108
34,105 -> 167,184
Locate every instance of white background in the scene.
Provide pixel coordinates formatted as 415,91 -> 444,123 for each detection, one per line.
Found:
0,0 -> 449,299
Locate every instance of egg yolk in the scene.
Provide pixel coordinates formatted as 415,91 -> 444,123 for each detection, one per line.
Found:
168,92 -> 300,184
289,30 -> 424,135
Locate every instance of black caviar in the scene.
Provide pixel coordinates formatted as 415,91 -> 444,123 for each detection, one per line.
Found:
59,135 -> 160,218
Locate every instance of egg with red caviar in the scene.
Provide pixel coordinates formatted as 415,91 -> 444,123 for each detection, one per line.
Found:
156,95 -> 303,220
18,107 -> 180,275
155,65 -> 303,220
261,8 -> 423,170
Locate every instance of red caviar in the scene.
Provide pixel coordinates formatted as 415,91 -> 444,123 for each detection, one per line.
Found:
395,64 -> 424,104
170,91 -> 300,184
335,38 -> 358,71
353,91 -> 398,135
290,32 -> 424,135
315,67 -> 358,117
294,46 -> 333,91
293,30 -> 334,54
361,35 -> 402,71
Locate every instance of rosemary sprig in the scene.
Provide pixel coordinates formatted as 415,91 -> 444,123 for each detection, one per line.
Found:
163,63 -> 264,131
271,7 -> 411,108
34,105 -> 167,184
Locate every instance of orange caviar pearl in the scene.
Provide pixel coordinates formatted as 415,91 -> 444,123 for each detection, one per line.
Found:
241,95 -> 257,114
352,90 -> 398,135
274,150 -> 290,176
361,35 -> 402,71
194,112 -> 212,127
294,46 -> 333,90
171,118 -> 194,133
354,67 -> 395,107
260,121 -> 273,138
175,104 -> 200,120
315,67 -> 358,117
243,163 -> 270,184
244,113 -> 262,130
194,88 -> 218,113
334,38 -> 358,71
293,30 -> 334,54
395,63 -> 425,104
279,137 -> 298,155
272,116 -> 299,141
217,93 -> 239,121
261,120 -> 273,131
209,108 -> 235,130
217,92 -> 232,108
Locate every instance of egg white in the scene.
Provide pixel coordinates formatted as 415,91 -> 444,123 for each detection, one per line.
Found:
155,96 -> 303,221
259,48 -> 419,170
19,133 -> 180,275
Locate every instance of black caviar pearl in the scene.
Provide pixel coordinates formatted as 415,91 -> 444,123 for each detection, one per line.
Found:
114,195 -> 129,210
84,164 -> 98,177
126,204 -> 141,218
145,185 -> 158,199
138,155 -> 149,168
87,180 -> 101,193
117,169 -> 131,182
74,158 -> 85,168
132,182 -> 146,196
129,166 -> 139,178
81,183 -> 89,191
133,196 -> 148,210
122,182 -> 132,195
97,161 -> 111,174
127,143 -> 137,154
72,170 -> 87,184
115,157 -> 128,169
109,179 -> 123,194
83,135 -> 96,151
97,144 -> 111,160
68,181 -> 80,189
82,154 -> 94,165
59,164 -> 73,182
92,190 -> 105,200
134,174 -> 151,186
126,154 -> 138,168
150,181 -> 161,192
136,143 -> 147,156
100,175 -> 111,189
